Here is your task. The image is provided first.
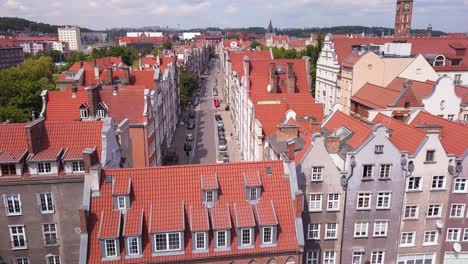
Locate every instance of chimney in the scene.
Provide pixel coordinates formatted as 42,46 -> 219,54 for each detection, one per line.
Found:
293,191 -> 304,218
71,85 -> 78,98
83,147 -> 98,173
156,54 -> 161,66
94,66 -> 99,80
85,85 -> 100,118
124,67 -> 131,84
112,85 -> 118,96
325,136 -> 340,153
106,67 -> 113,84
403,79 -> 413,90
25,117 -> 45,155
269,62 -> 278,93
287,138 -> 296,161
287,62 -> 296,93
309,120 -> 322,135
80,61 -> 83,68
277,124 -> 299,142
138,53 -> 142,70
79,209 -> 88,234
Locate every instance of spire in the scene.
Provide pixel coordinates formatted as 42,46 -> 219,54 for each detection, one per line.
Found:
267,19 -> 273,34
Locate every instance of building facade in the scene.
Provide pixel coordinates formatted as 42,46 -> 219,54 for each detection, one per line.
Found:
394,0 -> 414,37
0,44 -> 24,69
58,26 -> 82,51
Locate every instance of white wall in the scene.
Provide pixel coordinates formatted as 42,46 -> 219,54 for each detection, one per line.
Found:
437,71 -> 468,87
422,76 -> 461,120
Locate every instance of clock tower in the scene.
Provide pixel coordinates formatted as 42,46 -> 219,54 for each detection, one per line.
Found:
394,0 -> 413,37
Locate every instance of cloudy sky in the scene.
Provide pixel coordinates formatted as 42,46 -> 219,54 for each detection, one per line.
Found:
1,0 -> 467,32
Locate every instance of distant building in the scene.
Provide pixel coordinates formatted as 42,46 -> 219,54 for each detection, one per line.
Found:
182,32 -> 201,40
126,32 -> 163,37
0,44 -> 24,69
394,0 -> 414,37
58,26 -> 82,51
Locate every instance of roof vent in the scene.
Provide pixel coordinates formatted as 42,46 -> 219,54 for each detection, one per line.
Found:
105,176 -> 113,184
266,166 -> 272,176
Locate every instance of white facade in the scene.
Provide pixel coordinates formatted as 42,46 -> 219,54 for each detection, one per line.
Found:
58,26 -> 82,51
421,76 -> 462,120
127,32 -> 162,37
182,32 -> 201,40
436,71 -> 467,86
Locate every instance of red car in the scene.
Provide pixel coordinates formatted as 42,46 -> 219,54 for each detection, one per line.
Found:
214,99 -> 220,108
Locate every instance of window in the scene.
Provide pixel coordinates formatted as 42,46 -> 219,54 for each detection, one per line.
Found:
105,239 -> 117,257
375,145 -> 384,153
407,176 -> 422,191
117,196 -> 126,209
371,251 -> 385,264
43,224 -> 58,246
306,251 -> 320,264
308,223 -> 320,240
354,222 -> 368,237
376,192 -> 391,209
205,190 -> 214,203
309,194 -> 322,212
427,204 -> 442,218
447,114 -> 455,121
450,204 -> 465,218
15,258 -> 29,264
154,232 -> 181,252
195,232 -> 206,249
40,193 -> 54,213
241,228 -> 252,246
37,162 -> 52,174
216,230 -> 227,248
262,227 -> 273,244
373,221 -> 388,237
325,223 -> 337,239
464,114 -> 468,123
447,228 -> 461,242
249,188 -> 259,201
72,161 -> 85,172
431,176 -> 445,190
357,193 -> 371,210
423,231 -> 438,245
127,237 -> 140,255
1,163 -> 16,175
379,165 -> 391,179
4,194 -> 22,215
362,165 -> 373,179
47,256 -> 60,264
327,193 -> 340,211
323,251 -> 336,264
10,225 -> 27,249
311,166 -> 323,181
352,251 -> 365,264
80,108 -> 88,119
454,179 -> 467,192
97,109 -> 106,119
425,150 -> 435,162
400,232 -> 416,247
463,229 -> 468,241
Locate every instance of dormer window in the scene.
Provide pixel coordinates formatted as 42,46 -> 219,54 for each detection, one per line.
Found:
262,226 -> 274,244
80,108 -> 89,119
38,162 -> 52,174
113,178 -> 132,210
244,173 -> 262,202
72,160 -> 84,172
105,239 -> 117,257
201,175 -> 219,206
375,145 -> 384,154
117,196 -> 127,209
249,188 -> 260,201
97,109 -> 106,119
127,237 -> 140,256
1,163 -> 16,176
205,190 -> 216,203
433,55 -> 445,67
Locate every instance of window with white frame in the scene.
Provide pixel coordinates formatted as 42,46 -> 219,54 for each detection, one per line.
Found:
249,188 -> 259,201
425,150 -> 435,162
371,251 -> 385,264
4,194 -> 22,215
447,228 -> 461,242
306,250 -> 320,264
352,251 -> 365,264
376,192 -> 391,209
154,232 -> 181,252
400,232 -> 416,247
105,239 -> 117,257
423,231 -> 438,245
15,258 -> 29,264
375,145 -> 384,153
447,114 -> 455,121
46,255 -> 60,264
357,193 -> 371,210
407,176 -> 422,191
117,196 -> 127,209
241,228 -> 252,246
127,237 -> 140,255
404,205 -> 418,219
325,223 -> 337,239
10,225 -> 27,249
323,251 -> 336,264
373,221 -> 388,237
195,232 -> 206,250
308,223 -> 320,240
311,166 -> 323,181
262,226 -> 273,244
431,176 -> 445,190
427,204 -> 442,218
379,164 -> 391,178
327,193 -> 340,211
362,165 -> 374,179
454,179 -> 467,192
40,193 -> 54,213
80,108 -> 88,119
72,160 -> 85,172
450,204 -> 465,218
43,224 -> 58,246
205,190 -> 215,203
354,222 -> 368,237
463,229 -> 468,242
37,162 -> 52,174
96,109 -> 106,119
216,230 -> 228,248
309,194 -> 322,212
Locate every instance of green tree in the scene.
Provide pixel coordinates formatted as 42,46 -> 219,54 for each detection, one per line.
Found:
162,40 -> 173,50
179,67 -> 197,107
249,41 -> 265,50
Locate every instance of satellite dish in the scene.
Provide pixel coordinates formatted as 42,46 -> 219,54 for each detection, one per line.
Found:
453,242 -> 461,253
436,220 -> 444,229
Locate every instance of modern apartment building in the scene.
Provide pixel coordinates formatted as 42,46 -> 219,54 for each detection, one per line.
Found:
58,26 -> 82,51
0,44 -> 24,69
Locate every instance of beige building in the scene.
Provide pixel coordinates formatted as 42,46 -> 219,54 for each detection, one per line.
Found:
58,26 -> 82,51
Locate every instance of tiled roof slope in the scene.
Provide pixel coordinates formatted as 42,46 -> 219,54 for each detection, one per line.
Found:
57,57 -> 125,86
228,50 -> 271,81
409,111 -> 468,157
0,123 -> 29,151
352,83 -> 400,109
87,161 -> 299,263
372,113 -> 426,155
323,110 -> 373,150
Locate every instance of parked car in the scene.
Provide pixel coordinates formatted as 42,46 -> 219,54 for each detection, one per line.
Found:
218,139 -> 227,151
186,134 -> 193,141
187,121 -> 195,130
218,130 -> 225,137
213,91 -> 218,96
215,114 -> 222,121
217,121 -> 224,127
218,126 -> 225,132
218,134 -> 226,141
189,111 -> 196,118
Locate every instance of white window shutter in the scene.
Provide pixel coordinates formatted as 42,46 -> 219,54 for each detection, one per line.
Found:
51,192 -> 56,213
2,194 -> 8,215
36,193 -> 42,212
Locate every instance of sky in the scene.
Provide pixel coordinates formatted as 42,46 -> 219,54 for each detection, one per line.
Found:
1,0 -> 467,32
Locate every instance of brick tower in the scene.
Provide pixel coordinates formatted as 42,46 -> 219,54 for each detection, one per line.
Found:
394,0 -> 414,37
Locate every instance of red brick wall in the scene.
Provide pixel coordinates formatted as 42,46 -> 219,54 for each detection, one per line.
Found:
187,252 -> 303,264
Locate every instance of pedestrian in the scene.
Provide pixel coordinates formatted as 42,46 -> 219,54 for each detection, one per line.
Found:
230,132 -> 233,138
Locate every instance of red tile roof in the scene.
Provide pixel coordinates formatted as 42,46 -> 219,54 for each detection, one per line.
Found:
113,177 -> 131,196
234,203 -> 256,228
28,147 -> 63,161
118,36 -> 167,45
98,210 -> 121,239
190,207 -> 210,232
323,110 -> 373,149
0,123 -> 28,151
409,111 -> 468,157
352,83 -> 401,109
123,208 -> 144,237
372,113 -> 426,155
255,201 -> 278,226
0,150 -> 28,163
62,148 -> 85,160
87,161 -> 299,263
228,50 -> 271,81
201,174 -> 219,190
131,70 -> 155,89
57,57 -> 126,86
243,172 -> 262,187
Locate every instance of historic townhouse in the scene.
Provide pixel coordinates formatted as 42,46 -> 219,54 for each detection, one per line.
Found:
79,161 -> 304,263
0,118 -> 121,264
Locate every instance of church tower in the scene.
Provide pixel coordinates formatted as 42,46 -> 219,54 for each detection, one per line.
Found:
394,0 -> 414,37
267,19 -> 274,34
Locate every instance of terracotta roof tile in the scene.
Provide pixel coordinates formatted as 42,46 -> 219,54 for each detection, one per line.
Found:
113,177 -> 131,196
0,150 -> 28,163
62,148 -> 85,160
323,110 -> 373,149
150,202 -> 185,232
0,123 -> 28,151
210,205 -> 232,230
98,210 -> 121,239
123,208 -> 144,237
201,174 -> 219,190
190,207 -> 210,232
28,147 -> 63,161
243,172 -> 262,187
352,82 -> 401,109
255,201 -> 278,226
234,203 -> 256,228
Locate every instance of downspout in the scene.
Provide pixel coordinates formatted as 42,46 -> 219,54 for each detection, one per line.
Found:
339,155 -> 356,264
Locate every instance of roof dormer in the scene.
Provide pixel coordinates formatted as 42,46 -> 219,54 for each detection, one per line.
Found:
79,103 -> 89,119
243,172 -> 262,203
98,210 -> 122,261
201,174 -> 219,206
255,200 -> 279,247
96,102 -> 108,119
27,148 -> 63,176
149,202 -> 185,255
112,177 -> 132,211
0,150 -> 28,177
190,206 -> 210,253
123,208 -> 144,258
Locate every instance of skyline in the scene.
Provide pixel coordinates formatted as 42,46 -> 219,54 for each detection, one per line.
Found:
1,0 -> 467,32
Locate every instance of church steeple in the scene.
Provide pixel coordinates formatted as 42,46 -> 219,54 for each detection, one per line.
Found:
267,19 -> 274,34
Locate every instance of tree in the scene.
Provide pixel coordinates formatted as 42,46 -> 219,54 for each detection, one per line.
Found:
162,40 -> 173,50
179,67 -> 197,107
249,41 -> 264,50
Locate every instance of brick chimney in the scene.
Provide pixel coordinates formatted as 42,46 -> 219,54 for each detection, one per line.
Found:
25,117 -> 45,155
71,85 -> 78,98
269,62 -> 278,93
293,191 -> 304,218
325,136 -> 340,153
277,124 -> 299,142
287,138 -> 296,161
85,85 -> 100,118
79,208 -> 88,234
123,67 -> 131,84
82,147 -> 98,173
106,67 -> 113,84
306,116 -> 321,135
403,79 -> 413,90
287,62 -> 296,93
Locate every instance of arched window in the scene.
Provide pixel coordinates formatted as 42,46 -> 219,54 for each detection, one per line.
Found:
285,257 -> 296,264
267,258 -> 277,264
248,261 -> 258,264
433,55 -> 445,67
